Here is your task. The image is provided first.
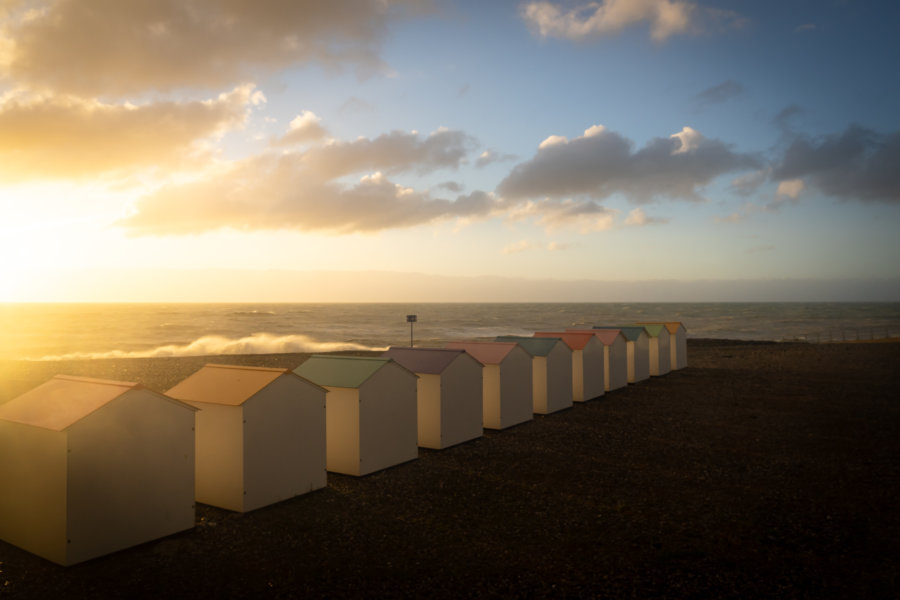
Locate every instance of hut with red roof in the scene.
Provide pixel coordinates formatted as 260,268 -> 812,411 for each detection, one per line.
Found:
445,341 -> 533,430
567,328 -> 629,392
533,331 -> 605,402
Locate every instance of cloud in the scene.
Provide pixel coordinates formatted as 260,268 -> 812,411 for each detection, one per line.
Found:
498,123 -> 759,203
338,96 -> 376,115
693,79 -> 745,108
273,110 -> 328,146
504,198 -> 617,233
0,84 -> 255,182
475,149 -> 517,168
795,23 -> 816,33
520,0 -> 744,42
776,178 -> 804,199
502,239 -> 573,254
624,207 -> 669,226
731,169 -> 769,196
118,144 -> 499,235
773,124 -> 900,203
298,127 -> 476,179
502,240 -> 540,255
2,0 -> 430,96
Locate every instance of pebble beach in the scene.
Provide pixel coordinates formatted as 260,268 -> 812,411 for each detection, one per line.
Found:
0,339 -> 898,598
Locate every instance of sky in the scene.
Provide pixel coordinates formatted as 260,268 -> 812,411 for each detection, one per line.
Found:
1,0 -> 899,302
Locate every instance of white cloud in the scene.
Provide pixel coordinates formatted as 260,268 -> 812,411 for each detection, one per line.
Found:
502,240 -> 540,255
274,110 -> 327,146
624,207 -> 669,226
776,178 -> 805,199
498,124 -> 759,204
520,0 -> 743,43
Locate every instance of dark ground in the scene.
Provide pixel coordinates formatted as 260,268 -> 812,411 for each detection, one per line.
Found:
0,339 -> 898,599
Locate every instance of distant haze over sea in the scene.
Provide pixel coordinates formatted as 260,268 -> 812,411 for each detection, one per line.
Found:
1,302 -> 899,361
9,268 -> 900,303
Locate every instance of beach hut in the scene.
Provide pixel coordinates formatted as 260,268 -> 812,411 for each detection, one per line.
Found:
631,324 -> 672,376
166,364 -> 327,513
445,341 -> 533,430
382,347 -> 483,450
0,375 -> 196,566
294,356 -> 418,476
495,336 -> 573,414
533,331 -> 604,402
593,326 -> 650,383
567,328 -> 629,392
637,322 -> 688,370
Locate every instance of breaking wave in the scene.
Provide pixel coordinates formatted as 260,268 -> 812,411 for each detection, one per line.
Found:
37,333 -> 385,361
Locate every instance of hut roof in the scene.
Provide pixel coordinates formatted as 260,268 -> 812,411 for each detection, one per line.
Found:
383,347 -> 478,374
166,364 -> 324,406
494,336 -> 563,357
294,355 -> 412,389
593,326 -> 647,342
445,341 -> 525,365
0,375 -> 189,432
533,331 -> 595,351
636,321 -> 686,334
567,328 -> 623,346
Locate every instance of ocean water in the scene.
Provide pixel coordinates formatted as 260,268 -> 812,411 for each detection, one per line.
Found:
1,302 -> 899,361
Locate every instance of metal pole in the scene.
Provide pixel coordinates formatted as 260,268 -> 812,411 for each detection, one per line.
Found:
406,314 -> 417,347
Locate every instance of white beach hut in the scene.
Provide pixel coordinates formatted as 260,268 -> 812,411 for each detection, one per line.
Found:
382,347 -> 483,450
638,322 -> 688,370
533,331 -> 605,402
0,375 -> 196,566
294,356 -> 418,476
631,324 -> 672,376
567,328 -> 629,392
495,336 -> 573,414
593,326 -> 651,383
166,364 -> 327,513
445,341 -> 533,430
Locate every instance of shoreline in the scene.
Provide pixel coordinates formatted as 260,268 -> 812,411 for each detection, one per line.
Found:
1,339 -> 899,598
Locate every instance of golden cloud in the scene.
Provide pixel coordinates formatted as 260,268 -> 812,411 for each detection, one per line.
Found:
0,84 -> 256,181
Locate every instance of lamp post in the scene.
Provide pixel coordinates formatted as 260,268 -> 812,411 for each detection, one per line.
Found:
406,314 -> 417,347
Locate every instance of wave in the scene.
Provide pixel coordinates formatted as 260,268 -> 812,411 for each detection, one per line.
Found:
229,310 -> 277,317
36,333 -> 385,361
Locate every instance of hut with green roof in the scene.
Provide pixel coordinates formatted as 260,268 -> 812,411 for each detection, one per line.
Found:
630,324 -> 671,377
638,322 -> 687,370
294,356 -> 418,477
495,336 -> 573,414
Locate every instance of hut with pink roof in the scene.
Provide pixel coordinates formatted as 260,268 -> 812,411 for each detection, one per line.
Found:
533,331 -> 604,402
166,364 -> 327,512
445,341 -> 533,430
495,336 -> 573,414
382,347 -> 483,450
0,375 -> 196,566
567,328 -> 629,392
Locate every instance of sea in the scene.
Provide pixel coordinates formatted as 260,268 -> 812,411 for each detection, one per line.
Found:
1,302 -> 899,361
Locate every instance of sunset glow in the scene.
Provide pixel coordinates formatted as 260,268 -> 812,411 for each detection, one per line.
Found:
1,1 -> 898,302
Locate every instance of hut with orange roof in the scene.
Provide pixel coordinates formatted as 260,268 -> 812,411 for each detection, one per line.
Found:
0,375 -> 196,566
533,331 -> 605,402
166,364 -> 327,512
445,341 -> 533,430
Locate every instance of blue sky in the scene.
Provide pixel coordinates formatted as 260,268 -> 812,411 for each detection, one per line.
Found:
1,0 -> 898,301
